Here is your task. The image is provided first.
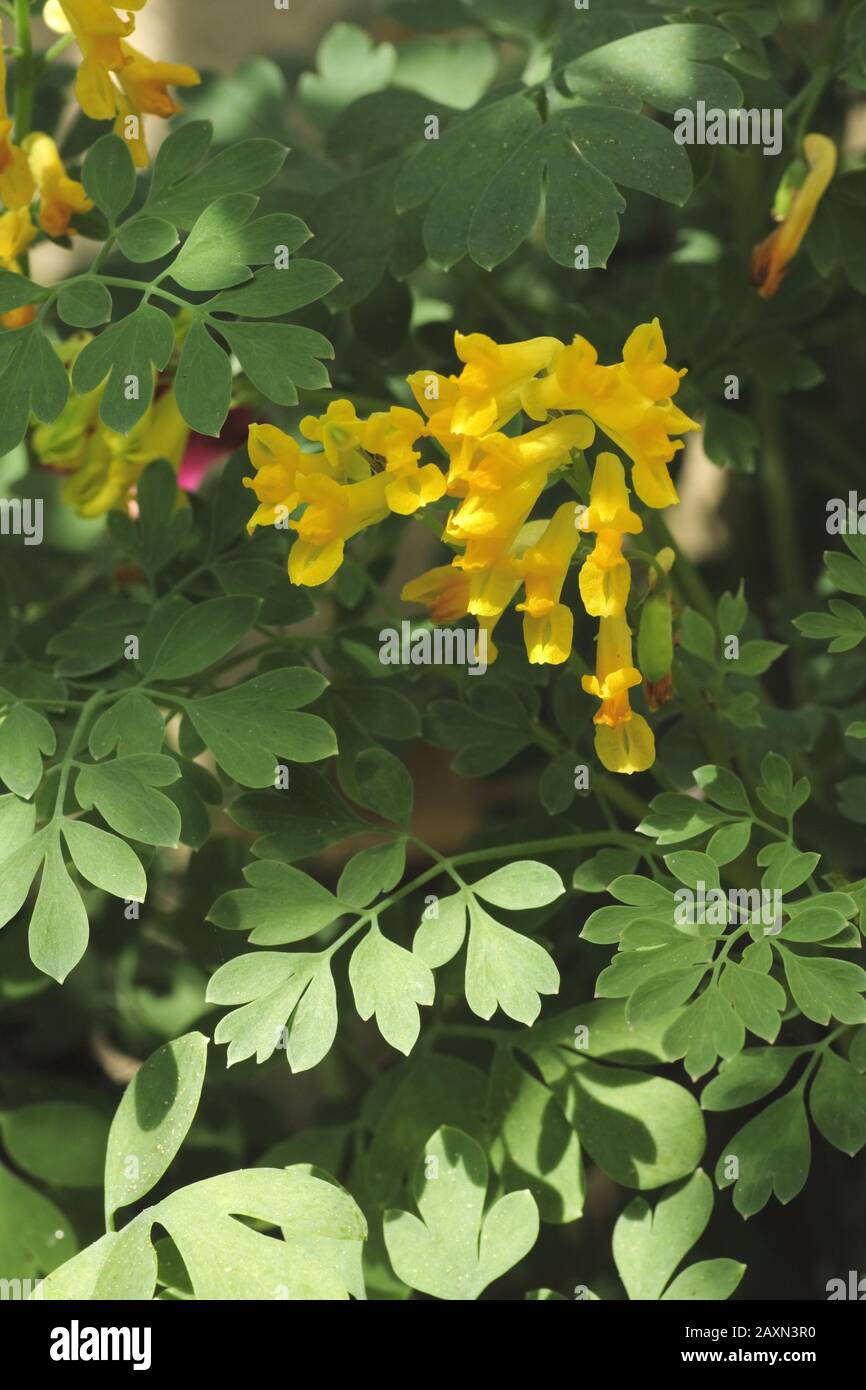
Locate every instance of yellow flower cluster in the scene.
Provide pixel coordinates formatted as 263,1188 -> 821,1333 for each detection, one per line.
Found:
32,332 -> 189,517
43,0 -> 199,167
243,321 -> 696,773
0,22 -> 94,325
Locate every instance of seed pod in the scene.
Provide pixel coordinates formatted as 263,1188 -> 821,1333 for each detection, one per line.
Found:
638,592 -> 673,683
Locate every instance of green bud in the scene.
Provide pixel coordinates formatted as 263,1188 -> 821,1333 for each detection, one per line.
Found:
638,593 -> 673,683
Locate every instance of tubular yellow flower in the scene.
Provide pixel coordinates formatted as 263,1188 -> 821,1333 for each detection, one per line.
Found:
582,610 -> 655,774
55,386 -> 190,518
448,331 -> 562,437
406,370 -> 480,495
49,0 -> 137,121
361,405 -> 446,515
24,133 -> 93,238
0,206 -> 37,327
288,473 -> 390,587
243,423 -> 332,533
522,321 -> 698,510
516,502 -> 581,665
300,400 -> 370,479
112,43 -> 201,163
0,23 -> 35,208
578,452 -> 642,618
116,43 -> 201,119
751,133 -> 837,299
401,565 -> 471,623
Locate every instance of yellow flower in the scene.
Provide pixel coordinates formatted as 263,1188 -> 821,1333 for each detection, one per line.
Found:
288,473 -> 390,586
401,565 -> 471,623
300,399 -> 370,480
23,133 -> 93,238
406,369 -> 480,495
112,42 -> 201,164
751,133 -> 837,299
582,610 -> 655,774
516,502 -> 581,665
447,331 -> 562,437
53,386 -> 190,518
443,415 -> 593,575
578,452 -> 642,618
0,23 -> 35,208
363,406 -> 446,515
522,321 -> 698,510
0,206 -> 37,328
49,0 -> 137,121
243,423 -> 332,533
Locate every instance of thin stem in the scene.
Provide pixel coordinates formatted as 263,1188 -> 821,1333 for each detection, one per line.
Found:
12,0 -> 33,141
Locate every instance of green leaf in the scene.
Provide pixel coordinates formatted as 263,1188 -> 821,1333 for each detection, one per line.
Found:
809,1049 -> 866,1156
0,323 -> 69,455
661,1259 -> 746,1301
190,668 -> 335,788
465,898 -> 559,1026
661,984 -> 746,1079
230,765 -> 365,861
693,765 -> 751,815
470,860 -> 564,910
757,752 -> 810,819
61,818 -> 146,902
89,692 -> 165,759
216,321 -> 333,406
175,320 -> 233,436
353,747 -> 413,824
104,1031 -> 209,1219
413,890 -> 467,968
56,278 -> 112,329
638,792 -> 731,845
146,596 -> 259,680
706,820 -> 752,866
719,961 -> 786,1043
82,134 -> 136,221
1,1102 -> 108,1189
349,922 -> 435,1054
613,1170 -> 712,1300
28,835 -> 89,982
337,840 -> 405,909
208,860 -> 342,944
75,758 -> 181,847
0,703 -> 55,798
700,1047 -> 802,1111
210,260 -> 340,319
680,607 -> 717,665
383,1126 -> 539,1300
72,303 -> 175,433
573,848 -> 640,892
780,950 -> 866,1025
716,1091 -> 811,1217
0,827 -> 47,929
299,23 -> 396,129
170,193 -> 259,291
0,1160 -> 77,1278
397,96 -> 691,271
115,215 -> 179,262
540,1054 -> 706,1189
144,138 -> 288,229
208,951 -> 338,1072
0,268 -> 44,312
563,23 -> 742,110
486,1049 -> 584,1224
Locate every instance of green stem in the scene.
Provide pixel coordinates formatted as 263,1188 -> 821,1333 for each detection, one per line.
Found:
12,0 -> 32,141
755,386 -> 802,596
50,693 -> 111,822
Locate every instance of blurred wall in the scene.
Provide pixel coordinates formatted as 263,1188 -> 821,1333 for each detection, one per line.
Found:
134,0 -> 372,69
